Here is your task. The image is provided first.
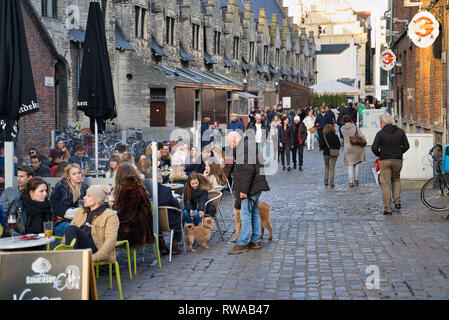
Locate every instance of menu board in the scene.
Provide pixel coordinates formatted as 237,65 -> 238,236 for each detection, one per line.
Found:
0,249 -> 97,300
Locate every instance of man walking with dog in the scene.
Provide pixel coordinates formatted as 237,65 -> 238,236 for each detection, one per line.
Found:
226,131 -> 270,254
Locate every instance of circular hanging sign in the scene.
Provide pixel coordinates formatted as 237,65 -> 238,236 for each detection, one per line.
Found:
408,11 -> 440,48
380,49 -> 396,71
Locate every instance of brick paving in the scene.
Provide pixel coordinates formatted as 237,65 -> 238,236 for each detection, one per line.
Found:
97,148 -> 449,300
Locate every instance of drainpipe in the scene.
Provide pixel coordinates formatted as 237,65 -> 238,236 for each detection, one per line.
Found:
76,42 -> 81,122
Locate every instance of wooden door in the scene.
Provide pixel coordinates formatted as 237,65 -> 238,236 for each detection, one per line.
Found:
150,102 -> 166,127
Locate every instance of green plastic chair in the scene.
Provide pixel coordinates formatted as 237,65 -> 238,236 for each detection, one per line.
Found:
94,261 -> 123,300
46,235 -> 64,251
116,240 -> 132,280
53,238 -> 76,251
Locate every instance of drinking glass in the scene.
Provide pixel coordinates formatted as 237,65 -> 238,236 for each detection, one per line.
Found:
106,195 -> 114,209
43,221 -> 53,237
7,214 -> 17,237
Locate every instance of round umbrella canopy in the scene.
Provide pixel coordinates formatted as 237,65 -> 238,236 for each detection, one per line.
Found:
309,80 -> 361,96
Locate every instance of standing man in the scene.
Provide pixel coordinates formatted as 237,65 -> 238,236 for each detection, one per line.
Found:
315,105 -> 335,151
226,131 -> 270,254
247,113 -> 267,148
291,116 -> 307,171
228,113 -> 245,133
371,113 -> 410,215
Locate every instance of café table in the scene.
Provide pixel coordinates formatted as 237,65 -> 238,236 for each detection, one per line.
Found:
0,235 -> 55,251
84,171 -> 106,178
163,183 -> 184,196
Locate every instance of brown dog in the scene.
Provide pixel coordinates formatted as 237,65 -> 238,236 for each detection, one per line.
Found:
231,202 -> 272,242
184,217 -> 215,252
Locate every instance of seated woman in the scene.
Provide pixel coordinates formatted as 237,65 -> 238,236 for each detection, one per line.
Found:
4,177 -> 52,236
204,158 -> 227,192
64,185 -> 119,263
106,155 -> 122,179
49,139 -> 70,162
169,164 -> 188,184
183,171 -> 216,226
50,164 -> 89,237
184,145 -> 205,175
114,165 -> 155,249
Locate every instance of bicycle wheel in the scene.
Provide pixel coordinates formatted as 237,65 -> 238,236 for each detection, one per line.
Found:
421,176 -> 449,211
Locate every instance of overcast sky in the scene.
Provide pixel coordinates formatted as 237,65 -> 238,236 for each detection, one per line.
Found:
290,0 -> 388,14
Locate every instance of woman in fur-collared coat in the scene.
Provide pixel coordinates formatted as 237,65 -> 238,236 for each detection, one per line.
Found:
114,164 -> 155,248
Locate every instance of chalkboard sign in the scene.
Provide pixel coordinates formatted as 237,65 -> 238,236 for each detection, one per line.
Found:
0,249 -> 97,300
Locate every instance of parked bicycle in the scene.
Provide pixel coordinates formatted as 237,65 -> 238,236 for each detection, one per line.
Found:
420,144 -> 449,216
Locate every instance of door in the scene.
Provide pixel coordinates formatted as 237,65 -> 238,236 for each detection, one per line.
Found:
150,102 -> 166,127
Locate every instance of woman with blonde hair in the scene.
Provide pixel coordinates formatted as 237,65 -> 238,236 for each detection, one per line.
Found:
50,163 -> 89,236
114,165 -> 155,249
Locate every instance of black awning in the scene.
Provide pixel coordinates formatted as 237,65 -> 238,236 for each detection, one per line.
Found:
280,67 -> 288,76
256,60 -> 265,73
69,28 -> 86,43
241,58 -> 250,71
204,52 -> 216,64
269,64 -> 276,74
223,56 -> 234,67
151,35 -> 167,56
299,70 -> 306,79
115,24 -> 135,51
180,42 -> 195,62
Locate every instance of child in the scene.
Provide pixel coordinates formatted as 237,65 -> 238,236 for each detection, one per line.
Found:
204,159 -> 227,192
183,172 -> 215,226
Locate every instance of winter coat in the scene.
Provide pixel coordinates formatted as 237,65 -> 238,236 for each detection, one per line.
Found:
50,177 -> 89,219
291,122 -> 308,146
228,120 -> 245,132
371,124 -> 410,160
346,106 -> 358,123
247,121 -> 268,143
303,116 -> 316,132
233,136 -> 270,209
0,187 -> 21,213
67,207 -> 119,264
340,124 -> 366,166
321,132 -> 341,156
278,125 -> 294,149
315,112 -> 335,130
114,178 -> 155,248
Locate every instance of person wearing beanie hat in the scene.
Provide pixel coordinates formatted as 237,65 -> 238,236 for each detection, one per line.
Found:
63,185 -> 119,264
291,115 -> 308,171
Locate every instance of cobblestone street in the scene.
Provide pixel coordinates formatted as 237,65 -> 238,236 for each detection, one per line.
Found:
97,148 -> 449,300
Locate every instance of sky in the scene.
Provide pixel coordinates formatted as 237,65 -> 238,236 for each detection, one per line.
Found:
300,0 -> 388,13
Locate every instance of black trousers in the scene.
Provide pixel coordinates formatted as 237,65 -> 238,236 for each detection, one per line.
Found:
317,129 -> 324,150
159,211 -> 182,242
65,225 -> 98,253
279,145 -> 291,167
292,144 -> 304,167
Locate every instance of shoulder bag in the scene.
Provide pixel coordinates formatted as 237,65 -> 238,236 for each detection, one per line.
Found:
323,134 -> 340,157
349,126 -> 367,147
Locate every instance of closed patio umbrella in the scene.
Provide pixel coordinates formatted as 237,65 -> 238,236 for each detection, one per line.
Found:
0,0 -> 40,142
77,1 -> 116,171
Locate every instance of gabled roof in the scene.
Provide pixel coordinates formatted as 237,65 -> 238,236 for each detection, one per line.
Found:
250,0 -> 286,28
316,44 -> 350,55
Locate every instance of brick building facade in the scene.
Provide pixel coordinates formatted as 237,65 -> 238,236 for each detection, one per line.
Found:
391,0 -> 447,144
21,0 -> 317,155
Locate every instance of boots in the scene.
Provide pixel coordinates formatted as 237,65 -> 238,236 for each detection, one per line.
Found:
159,239 -> 169,255
172,240 -> 182,255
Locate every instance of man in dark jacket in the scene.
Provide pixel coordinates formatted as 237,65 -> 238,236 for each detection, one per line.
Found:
291,116 -> 307,171
69,145 -> 91,172
315,106 -> 335,150
247,113 -> 268,147
226,131 -> 270,254
228,113 -> 245,133
30,155 -> 51,177
371,113 -> 410,215
346,102 -> 358,124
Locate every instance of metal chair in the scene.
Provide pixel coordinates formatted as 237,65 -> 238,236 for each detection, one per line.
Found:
158,206 -> 186,262
203,191 -> 226,241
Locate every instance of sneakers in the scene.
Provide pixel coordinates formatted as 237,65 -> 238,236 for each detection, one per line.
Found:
383,211 -> 392,216
228,244 -> 249,254
248,242 -> 262,249
395,203 -> 401,210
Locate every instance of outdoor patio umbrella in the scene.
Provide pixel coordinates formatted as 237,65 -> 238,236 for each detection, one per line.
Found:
309,79 -> 362,96
0,0 -> 40,142
77,1 -> 116,171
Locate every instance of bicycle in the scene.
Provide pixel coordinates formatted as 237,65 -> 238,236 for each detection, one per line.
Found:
420,144 -> 449,216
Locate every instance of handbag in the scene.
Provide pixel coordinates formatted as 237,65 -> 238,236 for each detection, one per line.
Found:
309,126 -> 316,133
349,127 -> 367,147
323,134 -> 340,157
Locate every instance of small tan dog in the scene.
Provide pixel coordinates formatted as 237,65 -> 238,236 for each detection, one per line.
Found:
184,217 -> 215,252
231,202 -> 273,242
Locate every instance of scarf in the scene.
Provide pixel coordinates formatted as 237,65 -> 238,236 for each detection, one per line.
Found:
80,203 -> 109,239
20,193 -> 52,231
297,123 -> 302,145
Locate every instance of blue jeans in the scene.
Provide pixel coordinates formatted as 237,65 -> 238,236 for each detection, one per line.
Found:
184,209 -> 201,226
237,192 -> 262,246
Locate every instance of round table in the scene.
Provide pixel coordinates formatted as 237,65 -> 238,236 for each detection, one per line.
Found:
0,235 -> 55,251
